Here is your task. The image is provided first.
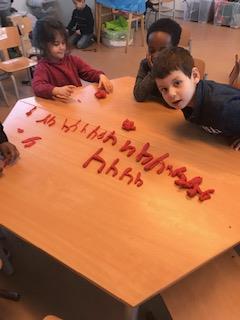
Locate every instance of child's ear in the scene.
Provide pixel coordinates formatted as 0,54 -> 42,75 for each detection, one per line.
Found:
191,67 -> 200,84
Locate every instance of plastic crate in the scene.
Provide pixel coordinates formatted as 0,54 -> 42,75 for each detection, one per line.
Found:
214,1 -> 240,28
184,0 -> 214,22
101,28 -> 133,47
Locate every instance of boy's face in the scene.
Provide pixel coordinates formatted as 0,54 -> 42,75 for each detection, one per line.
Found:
155,68 -> 200,109
73,0 -> 85,10
148,31 -> 172,57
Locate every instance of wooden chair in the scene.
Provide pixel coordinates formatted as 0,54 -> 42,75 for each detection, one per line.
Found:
145,0 -> 176,26
194,57 -> 207,80
8,16 -> 34,56
0,26 -> 37,99
96,3 -> 145,53
179,25 -> 192,52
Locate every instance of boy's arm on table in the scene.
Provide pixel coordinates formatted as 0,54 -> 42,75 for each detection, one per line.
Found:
133,59 -> 163,103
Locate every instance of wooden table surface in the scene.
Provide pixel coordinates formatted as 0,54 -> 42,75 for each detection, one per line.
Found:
1,77 -> 240,307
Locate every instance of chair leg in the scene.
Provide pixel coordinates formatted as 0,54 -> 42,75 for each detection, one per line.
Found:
145,10 -> 150,29
27,68 -> 32,83
140,15 -> 145,47
96,3 -> 102,49
0,81 -> 9,106
173,0 -> 176,19
10,74 -> 20,100
189,39 -> 192,53
126,13 -> 133,54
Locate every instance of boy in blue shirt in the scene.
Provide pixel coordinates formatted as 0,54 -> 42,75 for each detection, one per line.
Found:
152,47 -> 240,150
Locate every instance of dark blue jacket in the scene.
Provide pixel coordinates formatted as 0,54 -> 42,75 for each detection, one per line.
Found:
67,5 -> 94,35
0,123 -> 8,144
182,80 -> 240,138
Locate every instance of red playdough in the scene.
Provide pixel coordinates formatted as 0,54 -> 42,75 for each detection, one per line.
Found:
95,89 -> 107,99
122,119 -> 136,131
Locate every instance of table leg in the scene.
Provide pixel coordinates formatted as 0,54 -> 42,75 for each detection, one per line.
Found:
124,305 -> 139,320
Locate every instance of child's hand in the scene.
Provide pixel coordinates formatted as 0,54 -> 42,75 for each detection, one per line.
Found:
75,30 -> 81,35
0,142 -> 19,165
231,138 -> 240,151
146,53 -> 153,69
98,74 -> 113,93
52,85 -> 76,101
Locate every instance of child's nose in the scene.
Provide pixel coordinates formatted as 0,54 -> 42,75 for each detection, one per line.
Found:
168,87 -> 176,98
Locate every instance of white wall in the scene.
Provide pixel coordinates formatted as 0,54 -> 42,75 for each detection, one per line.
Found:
10,0 -> 96,26
12,0 -> 28,12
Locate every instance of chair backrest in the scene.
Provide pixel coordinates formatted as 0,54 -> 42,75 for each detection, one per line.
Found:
9,16 -> 33,36
0,27 -> 21,50
179,25 -> 192,51
0,27 -> 22,60
10,16 -> 34,57
194,57 -> 207,80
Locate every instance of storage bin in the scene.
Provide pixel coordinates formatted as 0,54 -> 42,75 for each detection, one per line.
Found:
214,0 -> 240,28
101,28 -> 133,47
184,0 -> 214,22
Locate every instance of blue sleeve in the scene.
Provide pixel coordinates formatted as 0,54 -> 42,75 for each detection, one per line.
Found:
0,123 -> 8,144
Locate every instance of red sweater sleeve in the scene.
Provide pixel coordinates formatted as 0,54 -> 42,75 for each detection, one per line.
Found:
72,55 -> 104,83
32,63 -> 55,99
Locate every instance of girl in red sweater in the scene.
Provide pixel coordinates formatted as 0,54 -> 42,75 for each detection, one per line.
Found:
32,18 -> 113,101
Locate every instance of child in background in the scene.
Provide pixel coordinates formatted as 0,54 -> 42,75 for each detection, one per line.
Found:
32,18 -> 112,101
152,47 -> 240,150
0,122 -> 19,173
67,0 -> 94,49
133,18 -> 182,103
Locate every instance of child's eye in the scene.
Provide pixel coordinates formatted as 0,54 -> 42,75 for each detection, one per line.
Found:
174,80 -> 182,87
160,88 -> 167,94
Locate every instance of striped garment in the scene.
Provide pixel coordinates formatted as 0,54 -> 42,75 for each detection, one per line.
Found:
0,0 -> 11,11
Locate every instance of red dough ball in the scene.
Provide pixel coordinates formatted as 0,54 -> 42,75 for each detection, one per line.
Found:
95,89 -> 107,99
122,119 -> 136,131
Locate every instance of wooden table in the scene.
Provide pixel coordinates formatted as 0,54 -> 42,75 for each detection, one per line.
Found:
1,77 -> 240,319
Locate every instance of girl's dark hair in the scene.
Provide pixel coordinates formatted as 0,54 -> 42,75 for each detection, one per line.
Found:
152,47 -> 194,79
33,18 -> 69,56
146,18 -> 182,47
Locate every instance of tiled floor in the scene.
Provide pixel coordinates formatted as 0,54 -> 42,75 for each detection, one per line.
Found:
0,19 -> 240,320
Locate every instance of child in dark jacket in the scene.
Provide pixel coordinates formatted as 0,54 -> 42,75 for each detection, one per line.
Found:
152,47 -> 240,151
134,18 -> 182,103
32,18 -> 112,101
67,0 -> 94,49
0,122 -> 19,173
